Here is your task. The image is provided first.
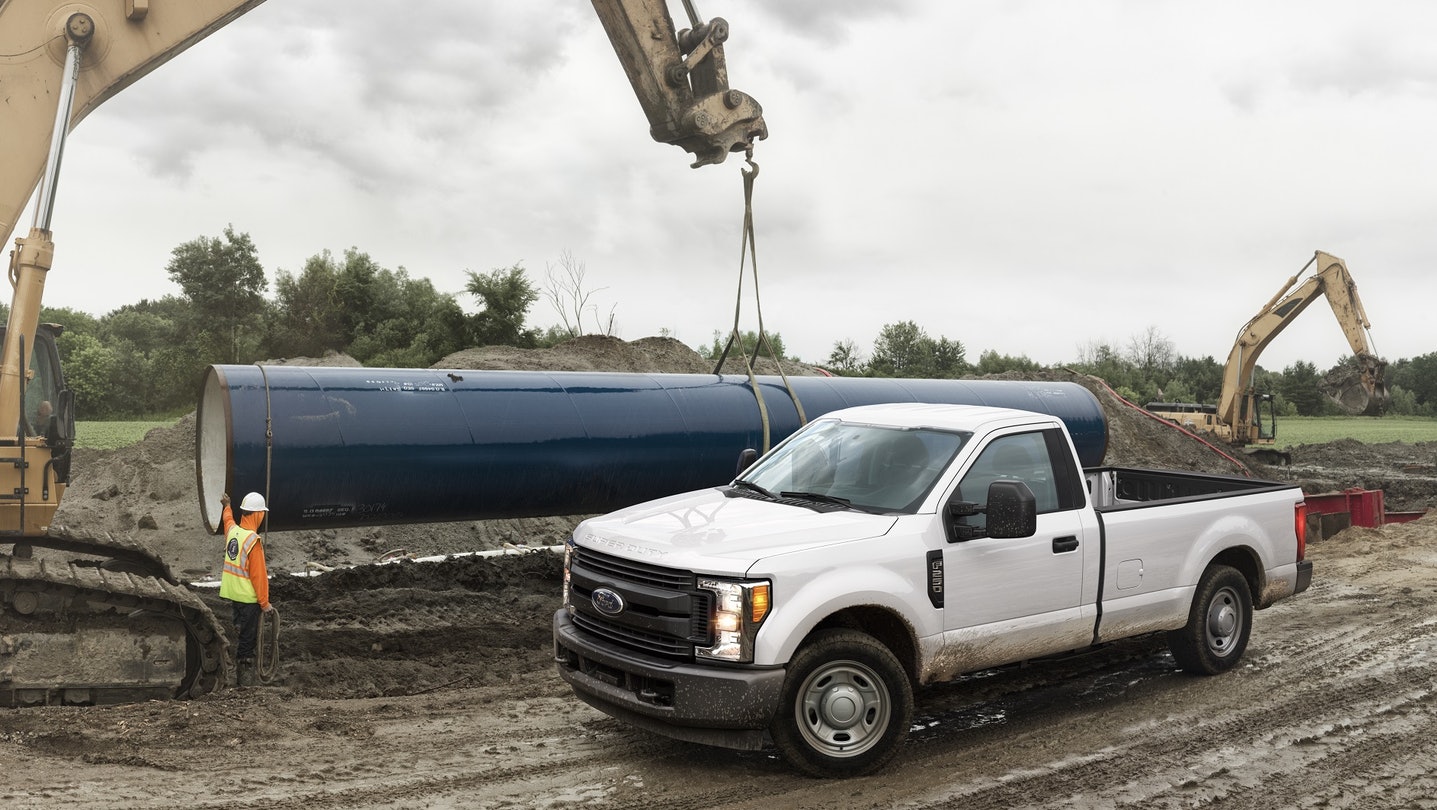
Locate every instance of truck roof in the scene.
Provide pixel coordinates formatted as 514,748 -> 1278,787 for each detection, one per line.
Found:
819,402 -> 1064,433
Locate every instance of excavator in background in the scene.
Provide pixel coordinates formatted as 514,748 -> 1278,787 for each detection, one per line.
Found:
1148,251 -> 1388,462
0,0 -> 766,706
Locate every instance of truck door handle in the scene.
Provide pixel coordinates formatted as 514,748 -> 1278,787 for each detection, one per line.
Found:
1052,536 -> 1079,554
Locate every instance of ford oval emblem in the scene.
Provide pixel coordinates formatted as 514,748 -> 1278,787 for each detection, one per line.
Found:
591,587 -> 625,616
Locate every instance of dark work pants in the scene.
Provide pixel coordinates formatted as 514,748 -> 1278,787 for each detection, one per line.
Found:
230,600 -> 261,661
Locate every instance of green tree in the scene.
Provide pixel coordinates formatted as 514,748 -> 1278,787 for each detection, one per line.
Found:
166,226 -> 268,363
466,264 -> 540,348
930,336 -> 969,379
1170,355 -> 1223,404
867,321 -> 966,378
269,251 -> 345,357
95,297 -> 197,416
352,275 -> 468,367
1388,352 -> 1437,408
825,339 -> 864,375
972,349 -> 1041,376
1280,360 -> 1326,416
700,329 -> 789,364
868,321 -> 928,377
1070,340 -> 1142,400
1386,384 -> 1420,416
59,332 -> 117,418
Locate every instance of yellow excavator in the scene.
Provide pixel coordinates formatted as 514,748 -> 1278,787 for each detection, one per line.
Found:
0,0 -> 765,706
1149,251 -> 1388,459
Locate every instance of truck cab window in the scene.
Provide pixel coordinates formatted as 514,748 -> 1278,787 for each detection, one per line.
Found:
957,432 -> 1060,533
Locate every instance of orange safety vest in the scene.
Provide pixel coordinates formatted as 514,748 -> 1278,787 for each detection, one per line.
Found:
220,523 -> 260,603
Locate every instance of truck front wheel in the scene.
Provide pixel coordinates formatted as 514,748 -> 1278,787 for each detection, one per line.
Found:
770,629 -> 913,777
1167,564 -> 1252,675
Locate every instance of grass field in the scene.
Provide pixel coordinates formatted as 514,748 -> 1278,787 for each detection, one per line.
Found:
75,420 -> 177,450
1274,416 -> 1437,448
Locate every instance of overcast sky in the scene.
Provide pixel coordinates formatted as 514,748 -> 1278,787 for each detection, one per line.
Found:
24,0 -> 1436,371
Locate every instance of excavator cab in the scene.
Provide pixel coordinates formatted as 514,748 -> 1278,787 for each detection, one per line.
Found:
0,322 -> 74,539
0,323 -> 72,452
1252,393 -> 1277,442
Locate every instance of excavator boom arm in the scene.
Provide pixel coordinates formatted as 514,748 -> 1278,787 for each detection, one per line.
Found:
0,0 -> 268,248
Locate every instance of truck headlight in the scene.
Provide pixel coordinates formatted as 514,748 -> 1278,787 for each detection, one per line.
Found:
562,537 -> 574,607
697,578 -> 771,663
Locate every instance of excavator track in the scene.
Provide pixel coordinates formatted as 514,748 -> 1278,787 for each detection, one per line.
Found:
0,530 -> 227,707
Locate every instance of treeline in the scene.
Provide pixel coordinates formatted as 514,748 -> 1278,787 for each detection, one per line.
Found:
18,227 -> 1437,420
811,321 -> 1437,418
26,227 -> 558,418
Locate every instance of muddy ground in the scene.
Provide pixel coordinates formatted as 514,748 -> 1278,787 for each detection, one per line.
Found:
4,336 -> 1436,808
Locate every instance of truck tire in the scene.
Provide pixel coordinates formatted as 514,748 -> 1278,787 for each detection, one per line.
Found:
770,629 -> 913,778
1167,564 -> 1252,675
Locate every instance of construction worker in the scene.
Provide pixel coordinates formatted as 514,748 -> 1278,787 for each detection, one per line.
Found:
219,491 -> 272,687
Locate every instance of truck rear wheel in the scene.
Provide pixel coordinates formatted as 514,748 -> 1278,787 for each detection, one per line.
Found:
770,629 -> 912,777
1167,564 -> 1252,675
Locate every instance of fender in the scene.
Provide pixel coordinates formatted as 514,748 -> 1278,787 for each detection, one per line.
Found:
750,548 -> 938,668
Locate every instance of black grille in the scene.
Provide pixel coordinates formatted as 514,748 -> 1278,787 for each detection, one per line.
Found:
569,545 -> 711,660
572,545 -> 695,589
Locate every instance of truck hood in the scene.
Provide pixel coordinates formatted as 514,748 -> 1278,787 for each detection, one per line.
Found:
574,488 -> 899,576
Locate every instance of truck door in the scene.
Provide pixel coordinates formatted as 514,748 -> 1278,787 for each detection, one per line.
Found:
931,429 -> 1095,673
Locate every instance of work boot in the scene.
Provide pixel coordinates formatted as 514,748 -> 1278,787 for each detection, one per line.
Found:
237,658 -> 256,688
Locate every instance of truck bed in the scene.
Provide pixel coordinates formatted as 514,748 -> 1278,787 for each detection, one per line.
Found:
1085,467 -> 1295,511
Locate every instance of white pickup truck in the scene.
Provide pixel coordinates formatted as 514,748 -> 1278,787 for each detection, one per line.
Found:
553,402 -> 1313,776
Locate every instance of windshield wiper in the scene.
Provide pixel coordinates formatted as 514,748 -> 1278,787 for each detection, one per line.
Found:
729,479 -> 777,500
778,491 -> 884,513
780,491 -> 850,506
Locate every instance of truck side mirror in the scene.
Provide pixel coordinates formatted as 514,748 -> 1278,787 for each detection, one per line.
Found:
945,481 -> 1038,543
985,480 -> 1037,539
735,447 -> 759,476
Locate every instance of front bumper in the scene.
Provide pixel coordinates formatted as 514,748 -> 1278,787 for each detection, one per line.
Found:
553,608 -> 785,751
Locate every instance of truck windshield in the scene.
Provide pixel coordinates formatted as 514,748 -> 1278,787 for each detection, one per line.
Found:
739,420 -> 969,514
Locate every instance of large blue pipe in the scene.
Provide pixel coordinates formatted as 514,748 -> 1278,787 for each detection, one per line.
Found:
196,366 -> 1107,533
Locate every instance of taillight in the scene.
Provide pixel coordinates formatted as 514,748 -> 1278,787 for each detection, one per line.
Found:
1294,503 -> 1308,561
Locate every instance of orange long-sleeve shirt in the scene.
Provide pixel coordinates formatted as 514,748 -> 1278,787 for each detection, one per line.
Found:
221,505 -> 271,610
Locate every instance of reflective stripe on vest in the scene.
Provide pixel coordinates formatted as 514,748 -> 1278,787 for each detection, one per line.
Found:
219,523 -> 259,603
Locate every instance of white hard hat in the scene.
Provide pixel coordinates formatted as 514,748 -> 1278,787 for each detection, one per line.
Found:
239,492 -> 268,512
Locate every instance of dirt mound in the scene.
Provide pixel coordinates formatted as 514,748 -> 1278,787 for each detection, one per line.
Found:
438,334 -> 824,377
1250,439 -> 1437,513
195,550 -> 566,699
980,368 -> 1250,476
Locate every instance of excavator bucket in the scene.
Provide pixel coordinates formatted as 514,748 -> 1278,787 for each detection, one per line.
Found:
1320,356 -> 1389,416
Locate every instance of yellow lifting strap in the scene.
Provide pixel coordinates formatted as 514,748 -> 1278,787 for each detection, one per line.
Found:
710,152 -> 806,452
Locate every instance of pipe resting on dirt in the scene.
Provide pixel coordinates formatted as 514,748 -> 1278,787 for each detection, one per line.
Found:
196,366 -> 1109,533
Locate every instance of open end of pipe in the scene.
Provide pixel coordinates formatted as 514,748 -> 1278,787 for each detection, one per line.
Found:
195,367 -> 233,534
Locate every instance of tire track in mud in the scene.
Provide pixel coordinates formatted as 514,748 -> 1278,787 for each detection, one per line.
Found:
890,625 -> 1437,808
687,570 -> 1437,810
211,707 -> 746,810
